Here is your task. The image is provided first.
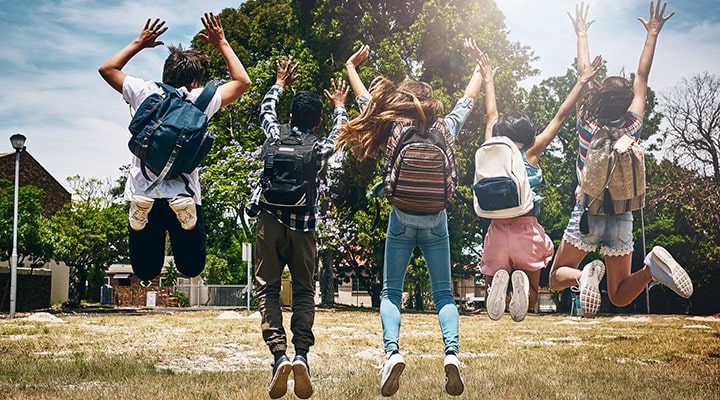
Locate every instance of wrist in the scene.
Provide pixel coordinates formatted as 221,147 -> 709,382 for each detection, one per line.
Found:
345,62 -> 356,68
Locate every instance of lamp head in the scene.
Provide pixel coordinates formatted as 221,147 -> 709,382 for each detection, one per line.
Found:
10,133 -> 26,152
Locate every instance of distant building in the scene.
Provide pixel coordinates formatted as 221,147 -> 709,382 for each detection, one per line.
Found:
0,151 -> 71,217
0,150 -> 71,312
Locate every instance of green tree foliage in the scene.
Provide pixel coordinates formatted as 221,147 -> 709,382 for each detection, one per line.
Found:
0,178 -> 53,268
184,0 -> 536,303
171,1 -> 719,314
50,176 -> 127,304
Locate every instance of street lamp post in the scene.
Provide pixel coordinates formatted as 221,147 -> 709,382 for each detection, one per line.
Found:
9,133 -> 26,318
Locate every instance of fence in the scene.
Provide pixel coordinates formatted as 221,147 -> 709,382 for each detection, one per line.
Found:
174,284 -> 249,307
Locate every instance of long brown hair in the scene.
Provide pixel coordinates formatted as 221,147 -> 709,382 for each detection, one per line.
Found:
335,76 -> 444,160
579,76 -> 633,121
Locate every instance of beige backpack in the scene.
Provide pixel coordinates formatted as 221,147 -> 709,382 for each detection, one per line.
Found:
578,125 -> 645,215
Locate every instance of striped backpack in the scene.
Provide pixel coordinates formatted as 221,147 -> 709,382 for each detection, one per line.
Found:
383,120 -> 457,214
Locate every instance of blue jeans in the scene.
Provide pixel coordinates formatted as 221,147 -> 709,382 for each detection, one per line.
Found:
380,207 -> 459,354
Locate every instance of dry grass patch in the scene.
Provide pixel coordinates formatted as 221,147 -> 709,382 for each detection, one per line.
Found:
0,309 -> 718,399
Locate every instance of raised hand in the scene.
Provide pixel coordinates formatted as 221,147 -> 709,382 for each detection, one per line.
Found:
579,55 -> 603,84
568,2 -> 594,36
275,56 -> 300,87
199,12 -> 225,47
638,1 -> 675,35
324,78 -> 349,108
137,18 -> 167,49
346,44 -> 370,68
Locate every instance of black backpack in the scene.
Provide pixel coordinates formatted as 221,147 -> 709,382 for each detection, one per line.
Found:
128,82 -> 217,192
259,124 -> 322,210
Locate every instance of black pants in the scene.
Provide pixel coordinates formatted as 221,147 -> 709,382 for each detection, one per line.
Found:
128,199 -> 206,281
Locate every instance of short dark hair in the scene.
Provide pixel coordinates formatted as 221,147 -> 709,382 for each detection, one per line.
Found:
492,112 -> 536,149
581,76 -> 633,121
290,91 -> 324,130
162,45 -> 209,90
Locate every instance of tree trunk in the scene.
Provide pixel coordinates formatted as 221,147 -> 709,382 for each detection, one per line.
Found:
319,250 -> 335,306
414,284 -> 424,311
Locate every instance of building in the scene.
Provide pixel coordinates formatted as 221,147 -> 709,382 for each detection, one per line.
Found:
106,258 -> 179,307
0,150 -> 71,312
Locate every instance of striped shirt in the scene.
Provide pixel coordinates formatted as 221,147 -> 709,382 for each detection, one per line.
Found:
246,84 -> 346,231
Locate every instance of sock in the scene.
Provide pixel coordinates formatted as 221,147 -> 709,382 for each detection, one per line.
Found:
273,350 -> 287,364
296,349 -> 308,359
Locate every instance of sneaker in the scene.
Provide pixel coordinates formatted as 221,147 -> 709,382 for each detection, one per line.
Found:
129,195 -> 154,231
169,197 -> 197,230
509,270 -> 530,322
486,269 -> 509,320
380,350 -> 405,397
268,354 -> 292,399
645,246 -> 693,298
443,352 -> 464,396
578,260 -> 605,318
292,355 -> 313,399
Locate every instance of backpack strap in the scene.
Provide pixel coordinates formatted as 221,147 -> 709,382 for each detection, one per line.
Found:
155,82 -> 217,111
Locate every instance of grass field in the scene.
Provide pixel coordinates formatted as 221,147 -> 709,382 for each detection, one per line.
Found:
1,307 -> 718,400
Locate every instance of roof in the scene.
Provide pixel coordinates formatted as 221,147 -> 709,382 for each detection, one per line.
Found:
0,151 -> 71,217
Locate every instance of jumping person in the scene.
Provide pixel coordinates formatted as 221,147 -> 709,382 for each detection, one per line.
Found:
99,13 -> 251,285
337,40 -> 484,397
549,1 -> 693,317
246,56 -> 348,399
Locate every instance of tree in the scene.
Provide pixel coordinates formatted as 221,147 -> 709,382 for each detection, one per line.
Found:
660,72 -> 720,182
50,176 -> 127,304
0,179 -> 53,269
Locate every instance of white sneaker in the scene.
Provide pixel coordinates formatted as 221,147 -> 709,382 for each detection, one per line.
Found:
380,351 -> 405,397
129,195 -> 154,231
443,352 -> 464,396
509,270 -> 530,322
645,246 -> 693,298
578,260 -> 605,318
486,269 -> 509,320
169,197 -> 197,230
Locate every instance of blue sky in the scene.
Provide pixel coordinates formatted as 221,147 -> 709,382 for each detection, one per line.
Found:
1,0 -> 718,192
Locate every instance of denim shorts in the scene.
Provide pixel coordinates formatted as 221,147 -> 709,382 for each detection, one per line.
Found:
562,202 -> 634,257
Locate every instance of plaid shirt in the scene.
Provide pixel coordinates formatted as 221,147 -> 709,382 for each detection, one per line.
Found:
246,84 -> 346,231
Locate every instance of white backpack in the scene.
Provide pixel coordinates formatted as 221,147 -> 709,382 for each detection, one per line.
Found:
472,136 -> 534,219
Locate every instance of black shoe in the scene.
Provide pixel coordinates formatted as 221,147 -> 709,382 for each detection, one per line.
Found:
268,354 -> 292,399
292,355 -> 313,399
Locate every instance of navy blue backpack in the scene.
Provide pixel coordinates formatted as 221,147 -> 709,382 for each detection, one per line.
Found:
128,82 -> 217,191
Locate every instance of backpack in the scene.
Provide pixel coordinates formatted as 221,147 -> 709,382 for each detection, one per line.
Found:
383,120 -> 457,214
578,125 -> 645,215
259,124 -> 322,210
472,136 -> 534,219
128,82 -> 217,192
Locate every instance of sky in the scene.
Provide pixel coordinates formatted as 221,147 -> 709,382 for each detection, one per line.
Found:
1,0 -> 718,192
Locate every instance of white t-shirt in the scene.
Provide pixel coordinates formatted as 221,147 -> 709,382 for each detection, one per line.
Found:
122,76 -> 222,205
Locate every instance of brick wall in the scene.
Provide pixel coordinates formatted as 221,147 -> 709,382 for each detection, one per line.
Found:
0,268 -> 52,312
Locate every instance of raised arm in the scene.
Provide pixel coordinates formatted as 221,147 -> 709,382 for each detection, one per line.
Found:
199,12 -> 251,108
629,1 -> 674,118
568,2 -> 595,116
465,39 -> 497,142
568,2 -> 594,75
98,18 -> 168,93
344,44 -> 370,98
527,55 -> 603,163
461,38 -> 484,104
